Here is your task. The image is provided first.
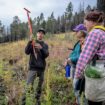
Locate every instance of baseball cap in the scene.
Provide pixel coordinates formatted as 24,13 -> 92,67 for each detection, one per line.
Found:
73,24 -> 87,32
37,28 -> 46,35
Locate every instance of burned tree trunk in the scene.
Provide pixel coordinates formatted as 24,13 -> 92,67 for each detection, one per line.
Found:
97,0 -> 105,26
97,0 -> 105,13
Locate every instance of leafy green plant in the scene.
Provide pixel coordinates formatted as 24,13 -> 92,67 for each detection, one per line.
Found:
85,65 -> 102,78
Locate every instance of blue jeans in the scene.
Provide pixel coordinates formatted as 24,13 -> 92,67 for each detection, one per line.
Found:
71,65 -> 88,105
71,65 -> 80,104
73,78 -> 88,105
73,78 -> 81,105
71,65 -> 76,79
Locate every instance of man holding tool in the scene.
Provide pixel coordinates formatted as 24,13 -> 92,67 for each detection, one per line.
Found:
22,8 -> 49,105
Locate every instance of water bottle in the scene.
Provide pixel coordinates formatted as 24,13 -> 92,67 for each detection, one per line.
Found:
65,64 -> 71,79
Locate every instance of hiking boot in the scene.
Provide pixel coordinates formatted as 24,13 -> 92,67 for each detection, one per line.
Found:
35,93 -> 40,100
21,95 -> 26,105
36,100 -> 41,105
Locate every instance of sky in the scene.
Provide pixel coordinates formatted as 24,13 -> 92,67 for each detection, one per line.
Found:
0,0 -> 97,26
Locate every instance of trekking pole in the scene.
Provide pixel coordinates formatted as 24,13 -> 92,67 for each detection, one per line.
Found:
24,8 -> 37,59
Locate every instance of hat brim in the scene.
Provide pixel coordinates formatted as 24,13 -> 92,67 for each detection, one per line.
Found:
73,29 -> 79,32
37,29 -> 45,35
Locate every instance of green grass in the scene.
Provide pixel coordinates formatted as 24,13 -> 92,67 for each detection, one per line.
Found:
0,33 -> 76,105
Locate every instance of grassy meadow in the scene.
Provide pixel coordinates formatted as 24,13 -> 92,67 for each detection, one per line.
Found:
0,32 -> 77,105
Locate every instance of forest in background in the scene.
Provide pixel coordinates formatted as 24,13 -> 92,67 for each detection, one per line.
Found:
1,0 -> 105,43
0,0 -> 105,105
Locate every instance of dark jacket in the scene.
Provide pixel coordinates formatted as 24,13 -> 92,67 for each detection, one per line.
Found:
25,40 -> 49,71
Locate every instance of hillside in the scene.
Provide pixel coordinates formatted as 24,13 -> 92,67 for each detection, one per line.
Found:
0,33 -> 77,105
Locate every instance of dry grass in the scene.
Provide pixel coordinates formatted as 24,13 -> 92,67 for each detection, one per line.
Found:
0,32 -> 76,105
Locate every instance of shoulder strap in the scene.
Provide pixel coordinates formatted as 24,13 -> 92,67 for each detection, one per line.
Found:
89,26 -> 105,65
73,41 -> 80,50
92,26 -> 105,32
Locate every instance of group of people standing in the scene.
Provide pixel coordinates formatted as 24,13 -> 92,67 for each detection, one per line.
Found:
22,10 -> 105,105
64,10 -> 105,105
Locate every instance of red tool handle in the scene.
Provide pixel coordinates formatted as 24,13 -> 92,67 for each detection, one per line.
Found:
24,8 -> 33,35
27,12 -> 33,35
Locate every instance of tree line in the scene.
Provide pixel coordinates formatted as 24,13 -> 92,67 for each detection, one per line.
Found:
0,0 -> 104,43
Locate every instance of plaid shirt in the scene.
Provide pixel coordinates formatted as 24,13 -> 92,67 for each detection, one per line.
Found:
75,29 -> 105,78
